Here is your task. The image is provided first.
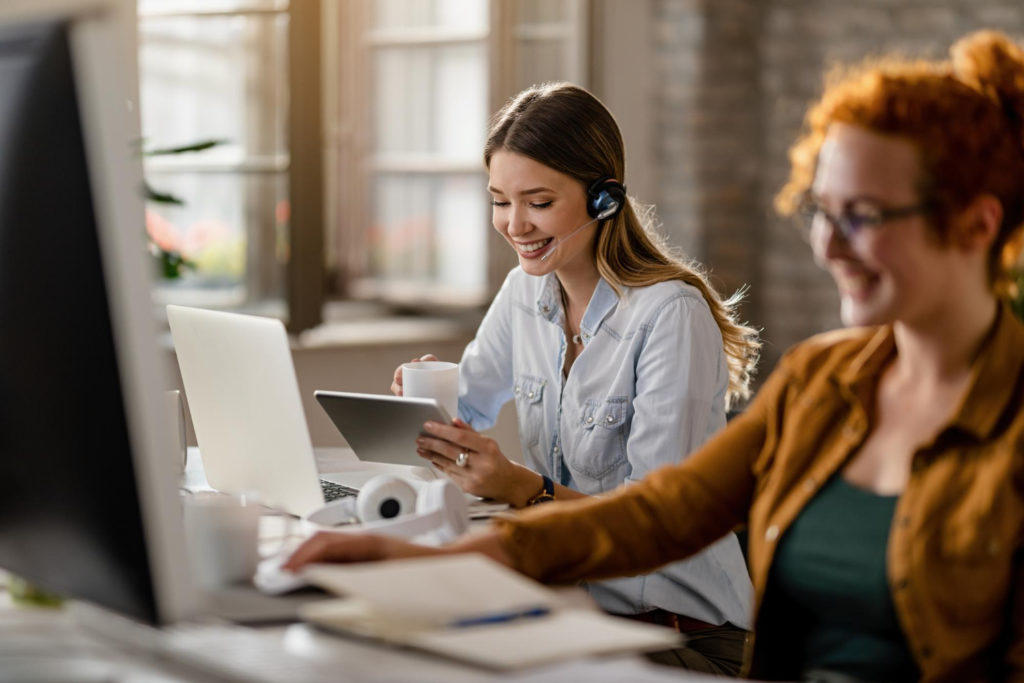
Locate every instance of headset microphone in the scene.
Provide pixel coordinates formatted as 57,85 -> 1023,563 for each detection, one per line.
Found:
539,216 -> 601,261
539,177 -> 625,262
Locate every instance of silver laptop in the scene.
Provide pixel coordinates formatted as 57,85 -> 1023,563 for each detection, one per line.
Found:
167,305 -> 424,522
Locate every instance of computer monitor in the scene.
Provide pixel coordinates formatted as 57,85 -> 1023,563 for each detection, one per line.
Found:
0,1 -> 193,625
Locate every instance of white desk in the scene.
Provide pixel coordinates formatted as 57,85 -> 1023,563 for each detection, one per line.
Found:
0,583 -> 705,683
0,451 -> 701,682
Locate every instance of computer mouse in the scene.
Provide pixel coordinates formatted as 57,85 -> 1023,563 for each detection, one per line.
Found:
253,552 -> 308,595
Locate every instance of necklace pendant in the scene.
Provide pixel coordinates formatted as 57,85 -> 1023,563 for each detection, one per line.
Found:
572,333 -> 582,345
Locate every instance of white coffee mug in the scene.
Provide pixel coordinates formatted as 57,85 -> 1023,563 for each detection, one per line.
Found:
183,493 -> 261,589
164,389 -> 187,471
402,361 -> 459,420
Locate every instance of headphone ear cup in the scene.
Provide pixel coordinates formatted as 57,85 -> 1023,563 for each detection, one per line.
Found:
355,475 -> 418,522
415,479 -> 470,539
343,477 -> 469,544
586,178 -> 627,220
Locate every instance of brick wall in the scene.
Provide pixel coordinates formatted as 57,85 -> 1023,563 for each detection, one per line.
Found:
651,0 -> 1024,383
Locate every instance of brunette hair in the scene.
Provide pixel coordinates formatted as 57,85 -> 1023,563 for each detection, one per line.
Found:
777,30 -> 1024,295
484,82 -> 759,406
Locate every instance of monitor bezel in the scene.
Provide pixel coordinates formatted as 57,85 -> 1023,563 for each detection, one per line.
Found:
0,0 -> 196,625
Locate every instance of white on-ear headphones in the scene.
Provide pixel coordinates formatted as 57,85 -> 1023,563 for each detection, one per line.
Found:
356,475 -> 419,522
316,475 -> 469,545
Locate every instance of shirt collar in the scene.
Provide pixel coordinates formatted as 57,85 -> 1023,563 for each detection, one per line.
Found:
835,302 -> 1024,441
535,274 -> 562,322
580,279 -> 618,340
535,274 -> 619,342
835,325 -> 895,410
949,302 -> 1024,439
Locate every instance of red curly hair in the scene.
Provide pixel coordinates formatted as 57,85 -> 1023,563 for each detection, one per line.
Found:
776,30 -> 1024,295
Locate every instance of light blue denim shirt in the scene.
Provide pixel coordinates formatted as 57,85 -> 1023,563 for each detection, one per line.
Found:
457,267 -> 753,628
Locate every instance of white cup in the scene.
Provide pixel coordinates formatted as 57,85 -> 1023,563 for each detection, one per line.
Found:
164,389 -> 187,471
183,493 -> 261,589
402,361 -> 459,420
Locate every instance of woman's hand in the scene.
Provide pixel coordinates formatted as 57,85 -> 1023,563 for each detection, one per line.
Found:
390,354 -> 439,396
282,531 -> 443,572
283,528 -> 515,574
417,418 -> 542,508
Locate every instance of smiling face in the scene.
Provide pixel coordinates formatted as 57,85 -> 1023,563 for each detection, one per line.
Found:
810,123 -> 960,328
487,149 -> 598,277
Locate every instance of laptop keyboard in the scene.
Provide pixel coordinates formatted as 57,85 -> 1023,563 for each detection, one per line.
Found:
319,479 -> 358,502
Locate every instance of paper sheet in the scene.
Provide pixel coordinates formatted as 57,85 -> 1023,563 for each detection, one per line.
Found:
299,554 -> 683,670
406,610 -> 682,670
301,554 -> 557,624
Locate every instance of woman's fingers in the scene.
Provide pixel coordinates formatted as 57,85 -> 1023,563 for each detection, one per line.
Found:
422,451 -> 458,477
421,421 -> 485,451
392,354 -> 439,395
284,532 -> 445,572
282,532 -> 383,571
416,434 -> 463,462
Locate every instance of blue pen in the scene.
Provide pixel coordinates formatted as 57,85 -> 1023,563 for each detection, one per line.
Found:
448,606 -> 551,628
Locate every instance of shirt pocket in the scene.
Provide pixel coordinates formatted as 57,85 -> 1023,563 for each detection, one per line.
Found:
935,515 -> 1014,624
513,375 -> 546,449
568,397 -> 629,480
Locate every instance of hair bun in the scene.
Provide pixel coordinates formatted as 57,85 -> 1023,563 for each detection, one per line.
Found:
951,30 -> 1024,128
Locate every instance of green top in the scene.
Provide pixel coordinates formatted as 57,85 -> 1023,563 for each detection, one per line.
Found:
769,474 -> 919,681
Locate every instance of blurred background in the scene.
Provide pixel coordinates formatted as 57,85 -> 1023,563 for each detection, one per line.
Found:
138,0 -> 1024,450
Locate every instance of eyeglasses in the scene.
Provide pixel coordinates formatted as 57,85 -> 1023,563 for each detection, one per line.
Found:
798,193 -> 932,242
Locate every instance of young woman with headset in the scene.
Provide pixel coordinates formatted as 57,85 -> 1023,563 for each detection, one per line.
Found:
291,32 -> 1024,681
389,82 -> 761,674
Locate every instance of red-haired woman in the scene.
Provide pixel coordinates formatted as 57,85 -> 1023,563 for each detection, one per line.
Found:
288,31 -> 1024,681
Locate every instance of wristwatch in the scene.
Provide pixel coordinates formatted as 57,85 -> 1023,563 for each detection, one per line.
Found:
526,474 -> 555,506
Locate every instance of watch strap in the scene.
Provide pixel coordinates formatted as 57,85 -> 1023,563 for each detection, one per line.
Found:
526,474 -> 556,506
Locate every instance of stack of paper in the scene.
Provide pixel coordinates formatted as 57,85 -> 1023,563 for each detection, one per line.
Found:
298,554 -> 682,670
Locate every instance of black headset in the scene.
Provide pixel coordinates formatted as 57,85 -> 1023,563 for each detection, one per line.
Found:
586,177 -> 627,221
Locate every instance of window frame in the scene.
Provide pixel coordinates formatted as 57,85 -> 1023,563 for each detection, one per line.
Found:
326,0 -> 593,310
137,1 -> 322,331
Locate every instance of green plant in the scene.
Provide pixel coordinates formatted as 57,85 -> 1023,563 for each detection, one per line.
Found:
142,139 -> 226,280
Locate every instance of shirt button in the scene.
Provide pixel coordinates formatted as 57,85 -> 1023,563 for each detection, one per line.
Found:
586,416 -> 594,424
514,386 -> 520,395
553,446 -> 559,454
606,415 -> 614,423
765,525 -> 779,542
527,391 -> 535,399
541,305 -> 550,313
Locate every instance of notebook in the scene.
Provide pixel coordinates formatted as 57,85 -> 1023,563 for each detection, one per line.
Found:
299,554 -> 683,670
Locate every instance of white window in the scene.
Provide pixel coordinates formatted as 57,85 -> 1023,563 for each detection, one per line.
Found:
137,0 -> 591,327
327,0 -> 591,307
137,0 -> 290,310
